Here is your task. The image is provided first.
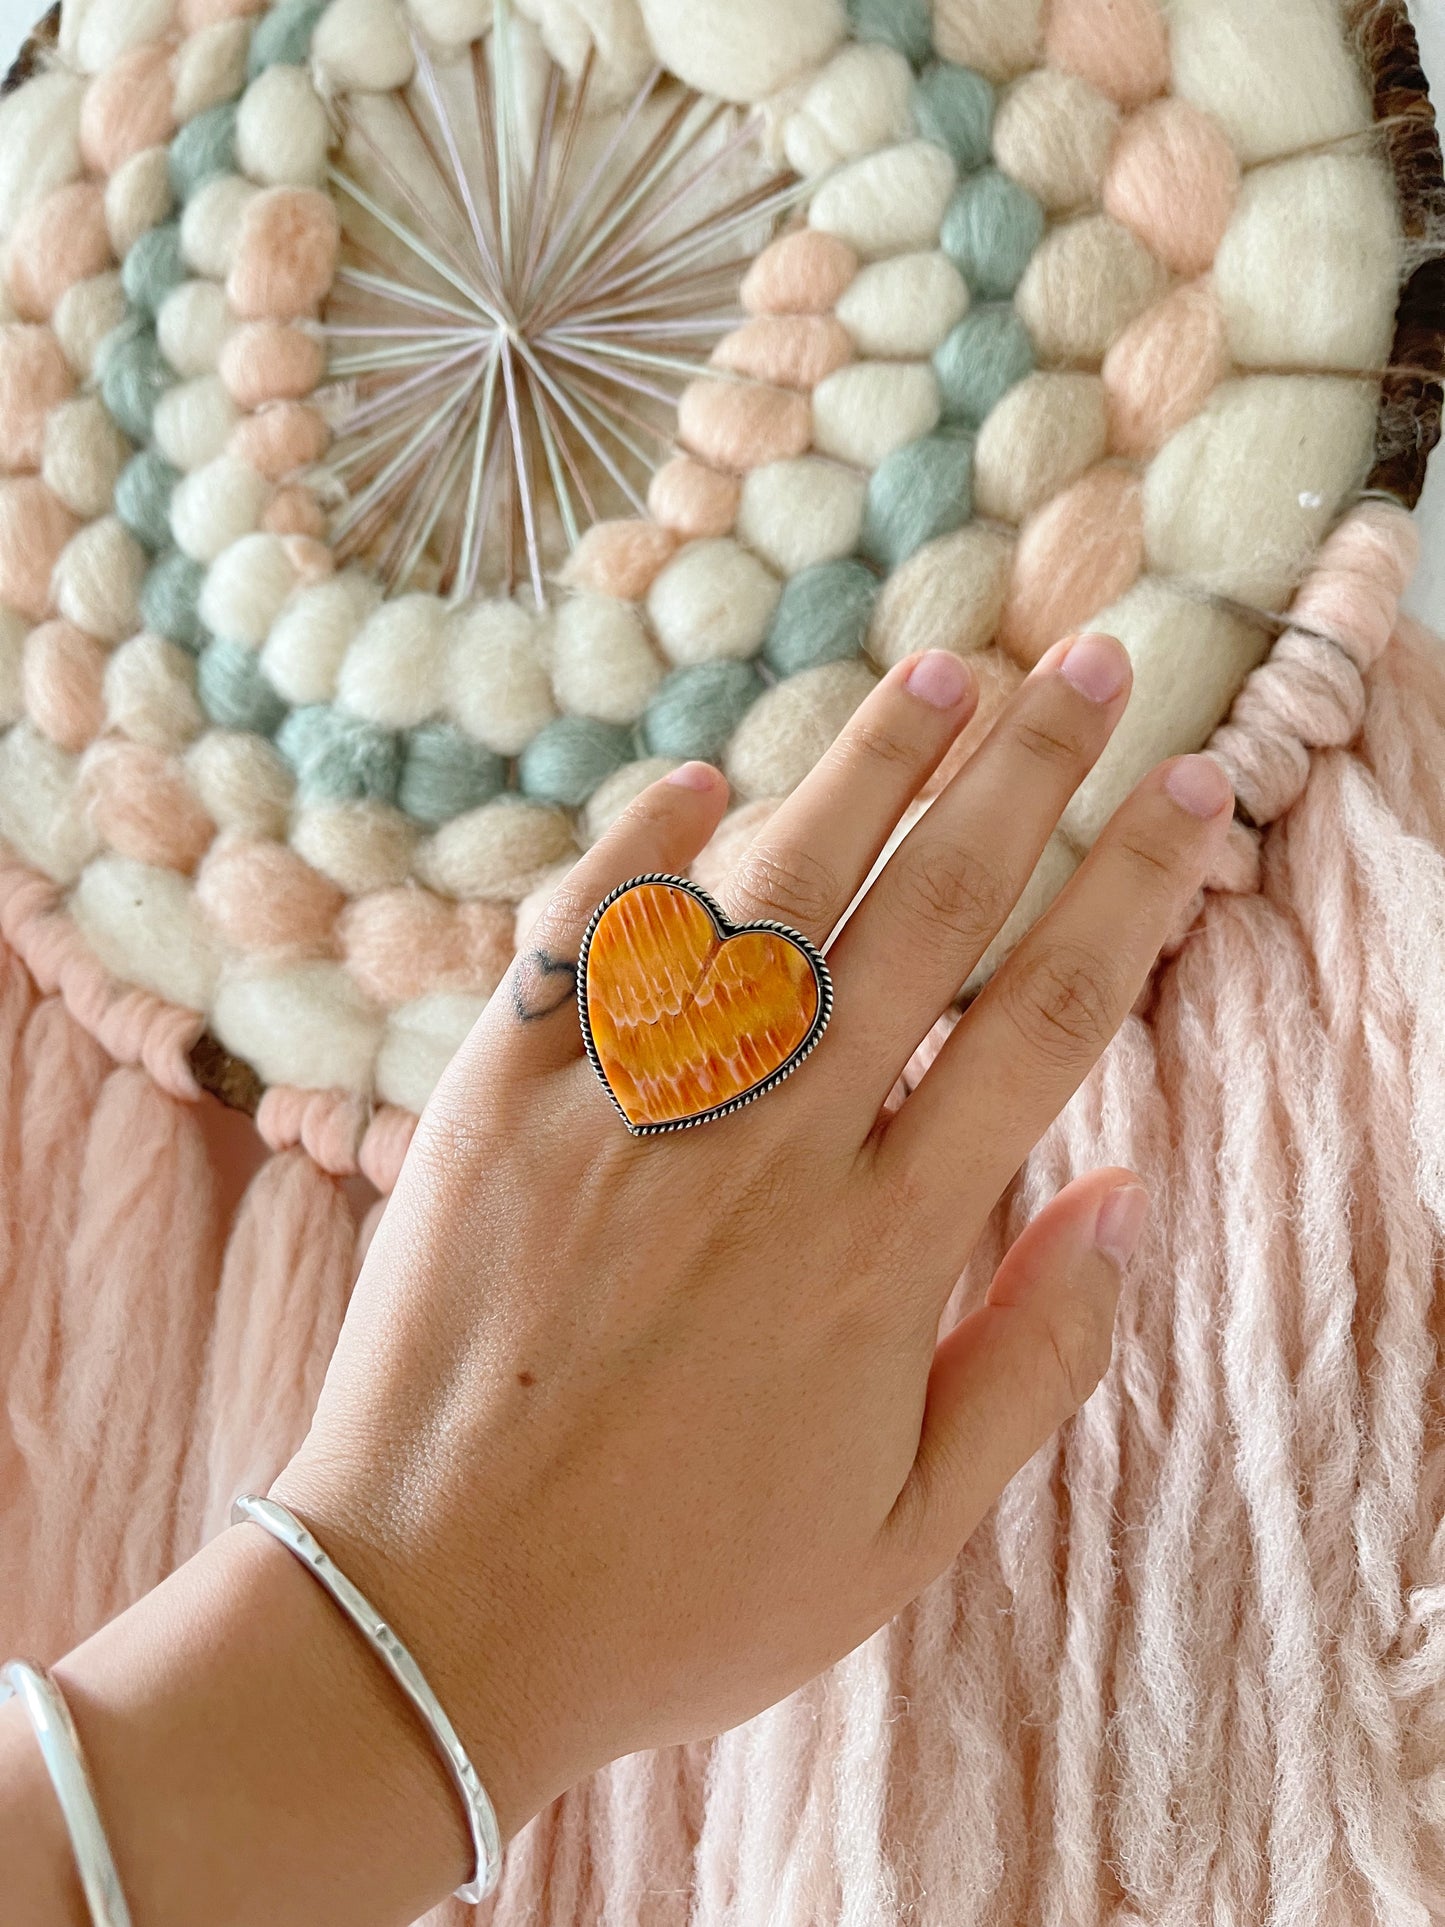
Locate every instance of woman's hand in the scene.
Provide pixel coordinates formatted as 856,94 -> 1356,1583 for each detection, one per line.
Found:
271,632 -> 1233,1852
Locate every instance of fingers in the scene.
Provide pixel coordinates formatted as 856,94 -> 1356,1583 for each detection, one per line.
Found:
880,1170 -> 1146,1587
716,651 -> 978,946
882,753 -> 1233,1210
822,634 -> 1132,1112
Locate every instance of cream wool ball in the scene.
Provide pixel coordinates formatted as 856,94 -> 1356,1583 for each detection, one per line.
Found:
782,44 -> 914,179
0,604 -> 26,725
646,538 -> 781,667
290,801 -> 416,893
172,20 -> 249,123
963,832 -> 1077,995
0,723 -> 99,883
1059,577 -> 1268,849
104,148 -> 174,260
313,0 -> 418,92
185,729 -> 295,838
375,991 -> 489,1112
974,372 -> 1108,524
71,855 -> 221,1012
735,458 -> 866,578
511,0 -> 653,101
583,756 -> 677,841
62,0 -> 175,75
237,67 -> 331,189
104,633 -> 204,750
199,532 -> 300,644
54,516 -> 146,644
551,593 -> 663,725
261,571 -> 382,706
417,798 -> 577,900
1014,215 -> 1169,366
0,73 -> 85,242
808,142 -> 957,261
42,395 -> 130,520
1168,0 -> 1372,167
53,272 -> 126,380
157,280 -> 234,378
724,657 -> 876,801
933,0 -> 1044,80
1142,375 -> 1378,610
447,600 -> 555,754
867,523 -> 1013,667
408,0 -> 493,46
835,252 -> 969,359
337,593 -> 449,728
812,361 -> 940,468
1213,153 -> 1399,373
214,961 -> 385,1094
170,455 -> 272,563
180,176 -> 257,281
991,69 -> 1120,214
637,0 -> 844,104
153,376 -> 240,472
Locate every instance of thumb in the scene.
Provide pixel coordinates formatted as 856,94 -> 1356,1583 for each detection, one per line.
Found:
885,1169 -> 1148,1578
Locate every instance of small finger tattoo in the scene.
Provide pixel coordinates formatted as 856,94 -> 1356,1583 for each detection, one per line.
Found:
512,948 -> 578,1023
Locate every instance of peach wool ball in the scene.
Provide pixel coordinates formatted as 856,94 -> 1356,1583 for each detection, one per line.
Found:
6,180 -> 112,323
0,326 -> 75,471
226,189 -> 341,322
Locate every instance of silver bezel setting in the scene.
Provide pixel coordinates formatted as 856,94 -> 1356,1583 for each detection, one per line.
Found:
576,873 -> 834,1136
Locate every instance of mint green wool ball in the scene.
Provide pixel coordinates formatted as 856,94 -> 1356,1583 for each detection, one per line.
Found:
846,0 -> 932,63
941,168 -> 1044,300
100,327 -> 171,443
934,307 -> 1034,426
122,221 -> 187,318
197,636 -> 288,736
115,451 -> 180,553
861,430 -> 975,571
763,561 -> 877,679
912,64 -> 994,172
140,551 -> 206,651
168,103 -> 238,200
642,661 -> 765,763
399,723 -> 507,826
276,704 -> 402,805
518,716 -> 633,808
248,2 -> 327,77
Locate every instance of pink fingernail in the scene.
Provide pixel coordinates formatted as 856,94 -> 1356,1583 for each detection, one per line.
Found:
667,761 -> 719,791
1164,755 -> 1233,819
905,650 -> 974,710
1095,1185 -> 1149,1270
1058,633 -> 1129,705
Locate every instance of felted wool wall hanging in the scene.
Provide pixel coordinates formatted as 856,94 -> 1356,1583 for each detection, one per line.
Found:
1,0 -> 1444,1918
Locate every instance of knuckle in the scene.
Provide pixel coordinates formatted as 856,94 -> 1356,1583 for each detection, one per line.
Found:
1010,714 -> 1091,772
839,712 -> 923,775
1030,1294 -> 1116,1416
1113,823 -> 1188,898
889,840 -> 1012,950
998,940 -> 1121,1067
728,842 -> 838,934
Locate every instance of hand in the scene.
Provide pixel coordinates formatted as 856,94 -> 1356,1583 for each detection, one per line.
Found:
271,632 -> 1234,1849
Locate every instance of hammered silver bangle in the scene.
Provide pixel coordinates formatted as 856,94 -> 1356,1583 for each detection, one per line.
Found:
1,1659 -> 132,1927
232,1494 -> 504,1904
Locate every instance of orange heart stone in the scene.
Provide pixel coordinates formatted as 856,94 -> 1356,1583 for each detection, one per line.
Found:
581,879 -> 826,1132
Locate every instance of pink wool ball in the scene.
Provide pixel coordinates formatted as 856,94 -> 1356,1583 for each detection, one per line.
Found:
710,316 -> 853,391
340,887 -> 513,1006
1103,280 -> 1229,458
82,739 -> 217,873
196,835 -> 346,956
226,188 -> 341,322
262,485 -> 328,538
7,182 -> 112,323
231,402 -> 330,481
677,379 -> 813,473
0,326 -> 75,471
648,458 -> 741,540
79,42 -> 176,176
0,476 -> 80,621
563,521 -> 680,600
1044,0 -> 1170,109
741,231 -> 858,316
1000,465 -> 1145,668
22,618 -> 107,753
219,321 -> 326,409
1105,99 -> 1241,279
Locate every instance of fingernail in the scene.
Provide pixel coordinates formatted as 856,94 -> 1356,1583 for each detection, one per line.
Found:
1058,633 -> 1129,705
1164,755 -> 1233,819
906,649 -> 974,710
1094,1185 -> 1150,1270
667,760 -> 719,791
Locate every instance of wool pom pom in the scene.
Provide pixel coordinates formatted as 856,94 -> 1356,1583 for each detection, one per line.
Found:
172,19 -> 252,122
290,800 -> 416,893
219,318 -> 325,407
641,659 -> 765,763
578,756 -> 674,841
169,102 -> 241,201
262,484 -> 326,537
724,657 -> 877,801
1104,99 -> 1240,279
446,599 -> 555,754
105,148 -> 176,261
762,558 -> 876,677
0,722 -> 99,882
397,722 -> 506,826
835,252 -> 969,359
974,372 -> 1108,524
647,457 -> 740,540
121,221 -> 188,320
185,727 -> 294,836
1142,374 -> 1377,609
677,380 -> 812,474
197,633 -> 289,732
518,715 -> 633,806
1044,0 -> 1169,109
213,961 -> 384,1093
416,797 -> 577,900
50,399 -> 134,523
933,306 -> 1033,427
409,0 -> 494,48
736,458 -> 866,577
858,429 -> 974,570
782,43 -> 913,179
179,173 -> 257,278
375,992 -> 489,1112
230,400 -> 329,479
247,0 -> 328,72
1103,280 -> 1229,458
1014,214 -> 1169,364
510,0 -> 654,103
931,0 -> 1043,80
867,522 -> 1012,666
940,168 -> 1044,301
54,515 -> 147,643
81,43 -> 176,175
0,476 -> 78,622
562,519 -> 678,599
199,530 -> 299,642
23,619 -> 107,751
340,885 -> 511,1005
170,454 -> 272,562
71,854 -> 221,1010
313,0 -> 418,90
689,794 -> 780,896
81,737 -> 217,873
1000,465 -> 1145,667
116,451 -> 182,552
740,231 -> 858,316
812,361 -> 940,467
646,537 -> 781,666
236,65 -> 330,187
551,592 -> 663,723
153,375 -> 240,472
104,633 -> 204,749
912,64 -> 996,174
990,68 -> 1120,215
0,72 -> 85,242
0,602 -> 26,724
157,279 -> 234,378
844,0 -> 930,60
53,271 -> 127,380
6,181 -> 111,323
63,0 -> 176,74
226,186 -> 339,320
276,702 -> 400,804
808,141 -> 957,261
0,325 -> 75,472
1211,153 -> 1399,372
637,0 -> 844,104
197,833 -> 345,956
140,550 -> 206,649
710,316 -> 852,391
336,592 -> 448,728
260,569 -> 380,704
